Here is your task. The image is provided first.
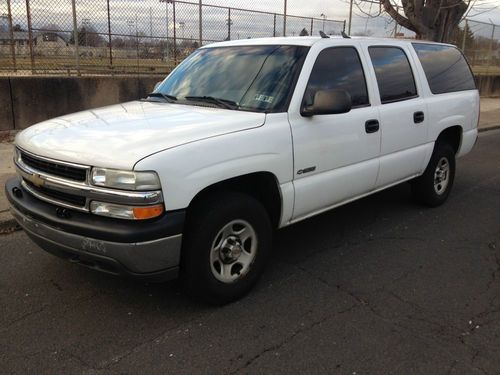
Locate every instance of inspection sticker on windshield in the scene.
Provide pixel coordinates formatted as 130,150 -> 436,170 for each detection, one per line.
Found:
254,94 -> 274,104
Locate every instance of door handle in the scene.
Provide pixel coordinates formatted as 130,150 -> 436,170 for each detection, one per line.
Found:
365,119 -> 379,133
414,111 -> 425,124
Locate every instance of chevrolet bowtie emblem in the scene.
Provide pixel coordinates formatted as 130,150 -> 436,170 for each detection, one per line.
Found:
31,173 -> 44,187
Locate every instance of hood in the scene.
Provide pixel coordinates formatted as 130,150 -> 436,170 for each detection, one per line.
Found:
15,101 -> 266,170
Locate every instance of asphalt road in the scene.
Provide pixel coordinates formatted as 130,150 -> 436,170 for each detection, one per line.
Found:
1,130 -> 499,375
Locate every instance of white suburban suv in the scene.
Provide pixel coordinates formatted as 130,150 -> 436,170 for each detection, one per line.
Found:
6,36 -> 479,303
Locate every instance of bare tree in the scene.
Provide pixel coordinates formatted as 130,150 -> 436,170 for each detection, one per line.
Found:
352,0 -> 497,42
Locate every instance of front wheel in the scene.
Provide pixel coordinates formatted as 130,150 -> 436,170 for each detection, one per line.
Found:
181,192 -> 272,304
411,142 -> 456,207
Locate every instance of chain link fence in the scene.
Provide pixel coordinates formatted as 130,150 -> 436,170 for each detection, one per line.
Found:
451,19 -> 500,76
0,0 -> 345,76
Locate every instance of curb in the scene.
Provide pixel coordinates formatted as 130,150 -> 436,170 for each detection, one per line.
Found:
479,125 -> 500,133
0,216 -> 21,235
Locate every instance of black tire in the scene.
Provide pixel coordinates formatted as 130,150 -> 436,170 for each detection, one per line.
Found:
411,142 -> 456,207
181,192 -> 272,305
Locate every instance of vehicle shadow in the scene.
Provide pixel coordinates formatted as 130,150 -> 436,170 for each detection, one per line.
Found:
69,181 -> 418,312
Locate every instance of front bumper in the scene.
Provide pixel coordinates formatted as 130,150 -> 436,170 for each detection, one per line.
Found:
6,177 -> 185,281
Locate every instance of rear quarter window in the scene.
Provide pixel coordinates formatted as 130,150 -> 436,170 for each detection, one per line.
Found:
412,43 -> 476,94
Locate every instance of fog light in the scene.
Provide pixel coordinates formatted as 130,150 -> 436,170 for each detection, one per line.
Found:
90,201 -> 164,220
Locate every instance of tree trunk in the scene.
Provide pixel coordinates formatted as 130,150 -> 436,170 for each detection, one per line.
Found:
380,0 -> 468,42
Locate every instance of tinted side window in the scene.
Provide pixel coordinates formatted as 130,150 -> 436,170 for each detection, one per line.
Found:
305,47 -> 369,108
368,47 -> 418,104
412,43 -> 476,94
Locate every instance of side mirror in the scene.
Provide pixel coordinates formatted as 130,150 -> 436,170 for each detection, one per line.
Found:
301,89 -> 352,117
153,81 -> 162,92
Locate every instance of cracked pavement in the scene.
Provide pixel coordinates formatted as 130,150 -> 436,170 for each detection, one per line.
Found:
1,130 -> 499,374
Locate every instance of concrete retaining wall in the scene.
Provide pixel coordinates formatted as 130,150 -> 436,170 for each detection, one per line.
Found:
0,76 -> 160,131
0,74 -> 498,132
475,75 -> 500,97
0,79 -> 14,132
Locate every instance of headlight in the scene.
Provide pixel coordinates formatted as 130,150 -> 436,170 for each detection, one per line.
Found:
91,168 -> 161,191
90,201 -> 164,220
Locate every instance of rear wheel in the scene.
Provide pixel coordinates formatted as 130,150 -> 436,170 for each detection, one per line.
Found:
412,142 -> 456,207
182,192 -> 271,304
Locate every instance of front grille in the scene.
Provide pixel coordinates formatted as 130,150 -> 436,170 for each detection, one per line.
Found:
21,151 -> 87,182
24,180 -> 86,207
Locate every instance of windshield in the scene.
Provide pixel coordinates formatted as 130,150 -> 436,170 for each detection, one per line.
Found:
154,45 -> 309,113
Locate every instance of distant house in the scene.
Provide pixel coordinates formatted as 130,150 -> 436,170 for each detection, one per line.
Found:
0,31 -> 32,46
36,31 -> 68,47
0,31 -> 69,56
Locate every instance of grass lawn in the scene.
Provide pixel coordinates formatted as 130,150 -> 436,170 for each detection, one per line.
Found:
1,57 -> 500,76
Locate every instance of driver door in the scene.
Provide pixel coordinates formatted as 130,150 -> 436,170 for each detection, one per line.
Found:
288,45 -> 381,221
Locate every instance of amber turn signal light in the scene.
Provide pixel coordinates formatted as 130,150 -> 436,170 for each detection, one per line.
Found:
133,204 -> 164,220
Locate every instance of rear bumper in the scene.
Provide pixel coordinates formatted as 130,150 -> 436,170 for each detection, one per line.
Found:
6,177 -> 184,281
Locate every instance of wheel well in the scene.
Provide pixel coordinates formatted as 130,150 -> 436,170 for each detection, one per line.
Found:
188,172 -> 282,228
436,126 -> 462,154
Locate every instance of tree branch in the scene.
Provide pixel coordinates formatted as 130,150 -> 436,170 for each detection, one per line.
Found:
380,0 -> 417,32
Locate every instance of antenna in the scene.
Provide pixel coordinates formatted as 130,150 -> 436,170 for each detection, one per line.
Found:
341,31 -> 351,39
319,30 -> 329,38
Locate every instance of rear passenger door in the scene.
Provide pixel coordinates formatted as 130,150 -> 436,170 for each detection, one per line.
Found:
367,45 -> 429,188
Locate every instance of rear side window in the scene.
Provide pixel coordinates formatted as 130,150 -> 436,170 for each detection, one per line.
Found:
305,47 -> 369,108
412,43 -> 476,94
368,46 -> 418,104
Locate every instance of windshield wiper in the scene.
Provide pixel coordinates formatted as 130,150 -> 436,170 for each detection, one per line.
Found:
146,92 -> 177,103
184,96 -> 238,110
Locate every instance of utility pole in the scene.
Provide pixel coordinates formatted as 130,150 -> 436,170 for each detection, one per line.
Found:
179,21 -> 185,39
487,22 -> 495,73
461,19 -> 468,52
127,19 -> 134,50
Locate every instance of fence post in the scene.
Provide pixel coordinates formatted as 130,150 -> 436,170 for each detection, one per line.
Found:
487,24 -> 495,73
310,18 -> 313,36
199,0 -> 202,46
273,14 -> 276,37
6,0 -> 16,72
343,20 -> 346,33
107,0 -> 113,71
283,0 -> 287,37
461,19 -> 468,52
173,0 -> 177,64
227,8 -> 231,40
71,0 -> 80,76
135,14 -> 139,75
25,0 -> 35,74
348,0 -> 353,34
